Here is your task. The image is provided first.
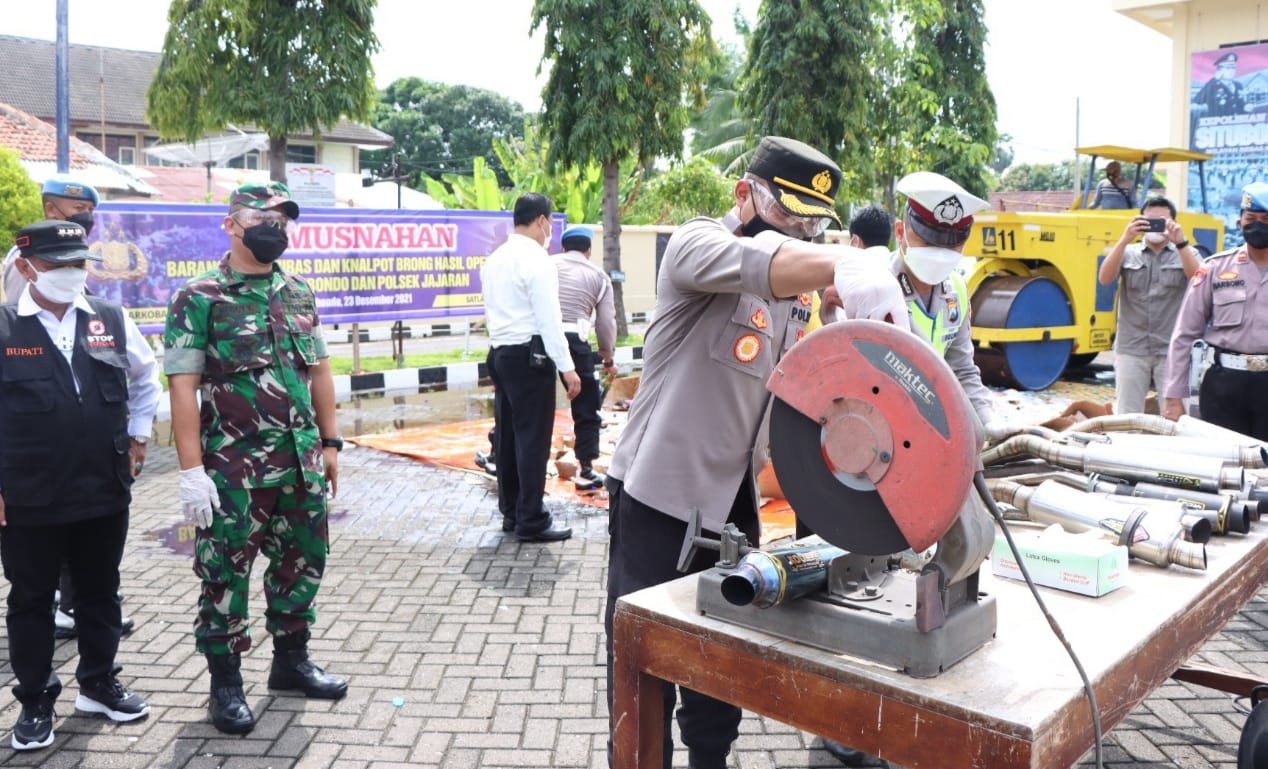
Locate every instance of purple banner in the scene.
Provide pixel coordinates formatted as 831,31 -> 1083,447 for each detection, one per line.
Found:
85,203 -> 564,334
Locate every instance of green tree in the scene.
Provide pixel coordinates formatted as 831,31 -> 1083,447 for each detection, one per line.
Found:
0,147 -> 41,264
998,160 -> 1089,192
146,0 -> 379,182
740,0 -> 879,199
368,78 -> 526,187
904,0 -> 998,199
532,0 -> 715,337
624,157 -> 735,225
691,31 -> 752,175
992,132 -> 1014,175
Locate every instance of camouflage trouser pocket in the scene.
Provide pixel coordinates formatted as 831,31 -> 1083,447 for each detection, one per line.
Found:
193,517 -> 227,585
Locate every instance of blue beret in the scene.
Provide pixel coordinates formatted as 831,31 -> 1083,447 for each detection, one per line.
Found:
561,225 -> 593,242
1242,182 -> 1268,213
41,175 -> 99,206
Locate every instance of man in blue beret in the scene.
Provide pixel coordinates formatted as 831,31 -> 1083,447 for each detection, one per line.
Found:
3,175 -> 100,303
1164,181 -> 1268,439
554,225 -> 618,490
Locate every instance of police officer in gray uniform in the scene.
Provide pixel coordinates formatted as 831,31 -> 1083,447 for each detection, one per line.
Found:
603,136 -> 875,769
1163,182 -> 1268,440
554,225 -> 617,490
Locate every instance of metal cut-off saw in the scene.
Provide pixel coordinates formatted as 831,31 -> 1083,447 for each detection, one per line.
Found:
688,319 -> 997,677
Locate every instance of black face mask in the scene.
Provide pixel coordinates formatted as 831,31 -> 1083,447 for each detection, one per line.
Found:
65,212 -> 95,236
241,224 -> 289,264
739,212 -> 782,238
1242,221 -> 1268,250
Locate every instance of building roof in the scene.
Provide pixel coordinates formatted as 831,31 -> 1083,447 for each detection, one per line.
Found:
0,35 -> 392,147
0,101 -> 157,195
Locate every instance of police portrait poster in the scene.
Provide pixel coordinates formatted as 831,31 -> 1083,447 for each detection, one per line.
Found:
1188,42 -> 1268,249
84,204 -> 565,334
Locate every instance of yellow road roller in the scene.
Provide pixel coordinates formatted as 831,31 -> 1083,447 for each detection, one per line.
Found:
962,145 -> 1225,390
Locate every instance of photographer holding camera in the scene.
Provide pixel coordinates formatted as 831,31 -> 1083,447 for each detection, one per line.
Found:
1098,195 -> 1200,414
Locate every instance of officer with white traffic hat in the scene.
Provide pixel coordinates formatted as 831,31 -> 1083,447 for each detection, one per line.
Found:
1163,181 -> 1268,439
891,171 -> 1007,439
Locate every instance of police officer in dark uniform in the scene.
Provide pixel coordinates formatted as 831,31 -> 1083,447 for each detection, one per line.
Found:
1193,52 -> 1246,118
0,221 -> 160,750
1164,182 -> 1268,439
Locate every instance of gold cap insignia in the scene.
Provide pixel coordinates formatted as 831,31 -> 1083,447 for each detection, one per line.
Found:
812,170 -> 833,195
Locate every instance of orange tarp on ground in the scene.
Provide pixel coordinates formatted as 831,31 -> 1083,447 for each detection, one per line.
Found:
350,409 -> 796,544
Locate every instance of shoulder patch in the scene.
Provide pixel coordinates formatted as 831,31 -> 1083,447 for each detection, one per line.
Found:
734,334 -> 762,363
1191,267 -> 1207,287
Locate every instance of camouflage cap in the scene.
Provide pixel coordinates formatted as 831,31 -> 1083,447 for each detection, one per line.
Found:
229,181 -> 300,220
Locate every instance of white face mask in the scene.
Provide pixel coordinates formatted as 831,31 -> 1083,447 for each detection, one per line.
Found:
901,236 -> 962,284
28,262 -> 89,304
1143,232 -> 1169,246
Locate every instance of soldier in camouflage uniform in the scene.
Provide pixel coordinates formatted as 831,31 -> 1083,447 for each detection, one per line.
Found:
163,182 -> 346,736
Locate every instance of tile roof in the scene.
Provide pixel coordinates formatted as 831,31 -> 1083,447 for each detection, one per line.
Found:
0,35 -> 392,146
0,101 -> 157,195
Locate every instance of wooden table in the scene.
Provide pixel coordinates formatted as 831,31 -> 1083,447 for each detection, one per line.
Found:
611,525 -> 1268,769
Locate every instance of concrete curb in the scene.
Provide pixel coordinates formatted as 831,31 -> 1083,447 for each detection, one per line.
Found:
154,343 -> 645,422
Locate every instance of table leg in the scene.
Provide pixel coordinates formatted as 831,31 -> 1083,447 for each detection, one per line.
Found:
613,610 -> 664,769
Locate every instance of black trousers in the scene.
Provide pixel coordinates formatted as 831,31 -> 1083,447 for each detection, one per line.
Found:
1200,364 -> 1268,441
565,332 -> 602,465
604,476 -> 760,768
488,344 -> 558,536
1,510 -> 128,704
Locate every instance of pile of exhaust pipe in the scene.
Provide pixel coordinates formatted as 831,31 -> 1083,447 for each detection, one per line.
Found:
981,413 -> 1268,571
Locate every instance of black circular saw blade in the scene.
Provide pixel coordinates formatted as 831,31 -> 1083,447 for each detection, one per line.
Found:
769,396 -> 909,555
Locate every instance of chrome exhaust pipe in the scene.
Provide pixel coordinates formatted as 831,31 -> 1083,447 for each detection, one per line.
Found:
990,480 -> 1207,570
982,435 -> 1244,494
1074,433 -> 1265,469
1087,474 -> 1251,535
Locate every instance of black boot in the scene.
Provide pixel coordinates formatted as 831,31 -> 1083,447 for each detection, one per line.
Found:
267,632 -> 348,700
206,653 -> 254,735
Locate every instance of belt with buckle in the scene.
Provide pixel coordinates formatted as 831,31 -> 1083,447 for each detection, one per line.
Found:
1217,350 -> 1268,372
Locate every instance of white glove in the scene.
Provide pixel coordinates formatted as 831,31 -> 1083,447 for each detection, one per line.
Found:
180,467 -> 222,529
833,256 -> 907,325
983,418 -> 1024,442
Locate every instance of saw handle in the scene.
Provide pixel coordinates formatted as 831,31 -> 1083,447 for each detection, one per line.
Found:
676,509 -> 754,572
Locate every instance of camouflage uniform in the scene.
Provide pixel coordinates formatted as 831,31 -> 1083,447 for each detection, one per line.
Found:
164,255 -> 330,655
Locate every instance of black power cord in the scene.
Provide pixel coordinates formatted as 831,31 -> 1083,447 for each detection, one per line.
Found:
974,472 -> 1104,769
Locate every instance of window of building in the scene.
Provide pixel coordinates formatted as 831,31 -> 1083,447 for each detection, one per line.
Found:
286,144 -> 316,164
118,146 -> 136,165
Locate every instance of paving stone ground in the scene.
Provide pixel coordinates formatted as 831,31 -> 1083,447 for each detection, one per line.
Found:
1,356 -> 1264,767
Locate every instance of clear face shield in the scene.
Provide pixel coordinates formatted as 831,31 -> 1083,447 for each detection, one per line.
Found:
747,180 -> 832,240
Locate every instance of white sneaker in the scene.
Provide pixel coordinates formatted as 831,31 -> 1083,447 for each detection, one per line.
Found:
53,610 -> 76,640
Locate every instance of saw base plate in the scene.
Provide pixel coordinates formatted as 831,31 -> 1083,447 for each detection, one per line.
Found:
696,567 -> 997,678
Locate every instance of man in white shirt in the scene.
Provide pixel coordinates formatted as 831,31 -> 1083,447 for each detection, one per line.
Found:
481,193 -> 581,542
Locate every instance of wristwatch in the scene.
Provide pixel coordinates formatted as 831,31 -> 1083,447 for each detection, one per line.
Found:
1175,239 -> 1191,250
321,437 -> 344,451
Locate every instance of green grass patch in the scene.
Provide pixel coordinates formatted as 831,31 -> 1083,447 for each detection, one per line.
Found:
329,349 -> 487,375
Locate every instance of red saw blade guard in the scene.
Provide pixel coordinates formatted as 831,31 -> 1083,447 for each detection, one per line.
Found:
767,319 -> 979,554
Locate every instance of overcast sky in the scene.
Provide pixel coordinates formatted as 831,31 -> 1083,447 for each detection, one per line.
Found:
2,0 -> 1173,165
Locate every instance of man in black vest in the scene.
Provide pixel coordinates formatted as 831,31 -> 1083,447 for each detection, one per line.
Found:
0,221 -> 161,751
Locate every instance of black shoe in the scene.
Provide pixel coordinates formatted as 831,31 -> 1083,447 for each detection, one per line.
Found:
75,676 -> 149,722
53,609 -> 76,640
517,526 -> 573,542
502,516 -> 515,532
822,738 -> 876,766
120,615 -> 136,635
11,693 -> 55,751
475,451 -> 497,476
574,467 -> 605,491
207,653 -> 255,735
269,650 -> 348,700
